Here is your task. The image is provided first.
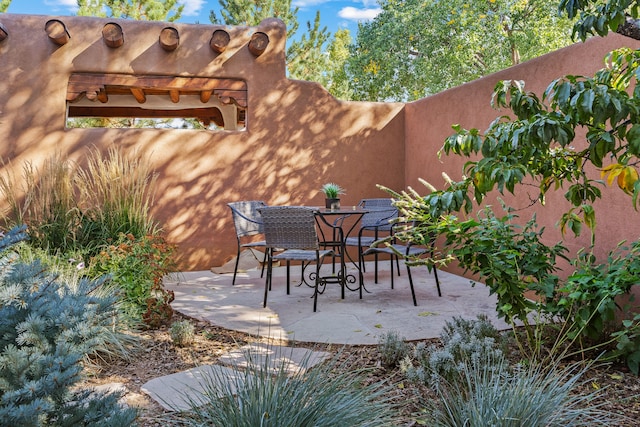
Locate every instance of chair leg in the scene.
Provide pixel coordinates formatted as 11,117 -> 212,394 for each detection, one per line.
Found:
286,260 -> 291,295
406,265 -> 417,306
313,261 -> 320,312
433,266 -> 442,297
264,250 -> 273,308
260,250 -> 267,278
232,246 -> 241,286
389,256 -> 395,289
358,250 -> 364,299
374,252 -> 379,283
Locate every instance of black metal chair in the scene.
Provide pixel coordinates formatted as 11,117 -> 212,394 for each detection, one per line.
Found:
344,198 -> 398,283
227,201 -> 268,286
258,206 -> 334,312
363,223 -> 441,306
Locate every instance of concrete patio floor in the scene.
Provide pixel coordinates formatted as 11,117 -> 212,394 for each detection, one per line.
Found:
164,260 -> 512,345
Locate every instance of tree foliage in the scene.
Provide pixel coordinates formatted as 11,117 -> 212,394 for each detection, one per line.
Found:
381,44 -> 640,372
347,0 -> 575,101
559,0 -> 640,40
0,0 -> 10,13
209,0 -> 351,98
439,48 -> 640,236
77,0 -> 184,21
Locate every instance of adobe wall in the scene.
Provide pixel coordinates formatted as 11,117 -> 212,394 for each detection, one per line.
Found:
405,34 -> 640,280
0,14 -> 405,270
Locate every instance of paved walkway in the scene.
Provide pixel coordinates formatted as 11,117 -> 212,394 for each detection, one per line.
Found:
164,261 -> 510,345
141,261 -> 510,411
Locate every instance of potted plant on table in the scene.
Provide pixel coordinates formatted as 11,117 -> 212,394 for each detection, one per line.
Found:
321,183 -> 345,209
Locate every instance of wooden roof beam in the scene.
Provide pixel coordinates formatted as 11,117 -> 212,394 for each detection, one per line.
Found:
130,88 -> 146,103
45,20 -> 70,46
169,89 -> 180,103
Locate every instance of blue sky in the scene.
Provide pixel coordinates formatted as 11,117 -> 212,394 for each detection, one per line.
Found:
5,0 -> 380,38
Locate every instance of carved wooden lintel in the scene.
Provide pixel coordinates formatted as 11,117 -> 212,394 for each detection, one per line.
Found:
102,22 -> 124,48
210,29 -> 230,53
0,22 -> 8,42
248,32 -> 269,57
159,27 -> 179,51
45,20 -> 70,46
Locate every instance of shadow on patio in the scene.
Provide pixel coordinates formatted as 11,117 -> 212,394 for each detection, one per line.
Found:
164,260 -> 513,345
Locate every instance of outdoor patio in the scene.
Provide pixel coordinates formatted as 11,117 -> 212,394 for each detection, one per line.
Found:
164,259 -> 513,345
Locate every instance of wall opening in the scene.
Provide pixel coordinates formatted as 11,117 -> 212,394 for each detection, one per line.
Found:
65,73 -> 247,131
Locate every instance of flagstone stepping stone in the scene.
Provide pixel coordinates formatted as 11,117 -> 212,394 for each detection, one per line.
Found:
141,344 -> 332,411
217,343 -> 332,374
142,364 -> 245,411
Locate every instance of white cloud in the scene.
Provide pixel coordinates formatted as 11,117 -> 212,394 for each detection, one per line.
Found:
338,6 -> 381,21
44,0 -> 77,11
292,0 -> 332,7
46,0 -> 76,6
179,0 -> 206,16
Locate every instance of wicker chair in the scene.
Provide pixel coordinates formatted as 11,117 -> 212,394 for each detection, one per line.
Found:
258,206 -> 334,312
227,201 -> 268,286
363,223 -> 441,306
344,198 -> 399,283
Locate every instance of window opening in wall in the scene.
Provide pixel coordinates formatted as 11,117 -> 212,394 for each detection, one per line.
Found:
66,74 -> 247,131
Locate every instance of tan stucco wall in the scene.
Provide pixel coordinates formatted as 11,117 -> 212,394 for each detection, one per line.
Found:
1,13 -> 638,280
405,34 -> 640,281
0,14 -> 405,270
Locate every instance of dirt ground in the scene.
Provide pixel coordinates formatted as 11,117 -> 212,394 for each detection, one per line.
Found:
82,312 -> 640,426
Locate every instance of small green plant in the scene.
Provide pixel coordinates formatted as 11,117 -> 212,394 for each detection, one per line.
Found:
378,330 -> 411,369
170,319 -> 195,347
183,344 -> 400,426
321,182 -> 346,198
402,315 -> 505,387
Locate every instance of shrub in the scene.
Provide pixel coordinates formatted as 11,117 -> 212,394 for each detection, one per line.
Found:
378,330 -> 411,369
426,355 -> 621,426
88,233 -> 176,327
76,147 -> 159,256
170,320 -> 195,347
402,315 -> 505,387
0,227 -> 137,425
0,156 -> 80,253
0,148 -> 160,259
183,344 -> 400,426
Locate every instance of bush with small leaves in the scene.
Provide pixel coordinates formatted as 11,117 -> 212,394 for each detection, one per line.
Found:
0,227 -> 138,426
170,319 -> 195,347
402,315 -> 505,387
378,330 -> 411,369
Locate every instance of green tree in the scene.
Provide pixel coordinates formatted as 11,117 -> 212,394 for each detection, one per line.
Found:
209,0 -> 339,90
384,46 -> 640,372
348,0 -> 574,101
322,29 -> 353,100
77,0 -> 184,21
559,0 -> 640,40
0,0 -> 11,13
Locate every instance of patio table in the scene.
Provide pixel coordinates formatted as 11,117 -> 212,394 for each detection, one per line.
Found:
311,206 -> 369,299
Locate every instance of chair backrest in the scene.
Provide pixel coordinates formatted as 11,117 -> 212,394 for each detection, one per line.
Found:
358,198 -> 398,230
258,206 -> 319,250
227,201 -> 266,238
